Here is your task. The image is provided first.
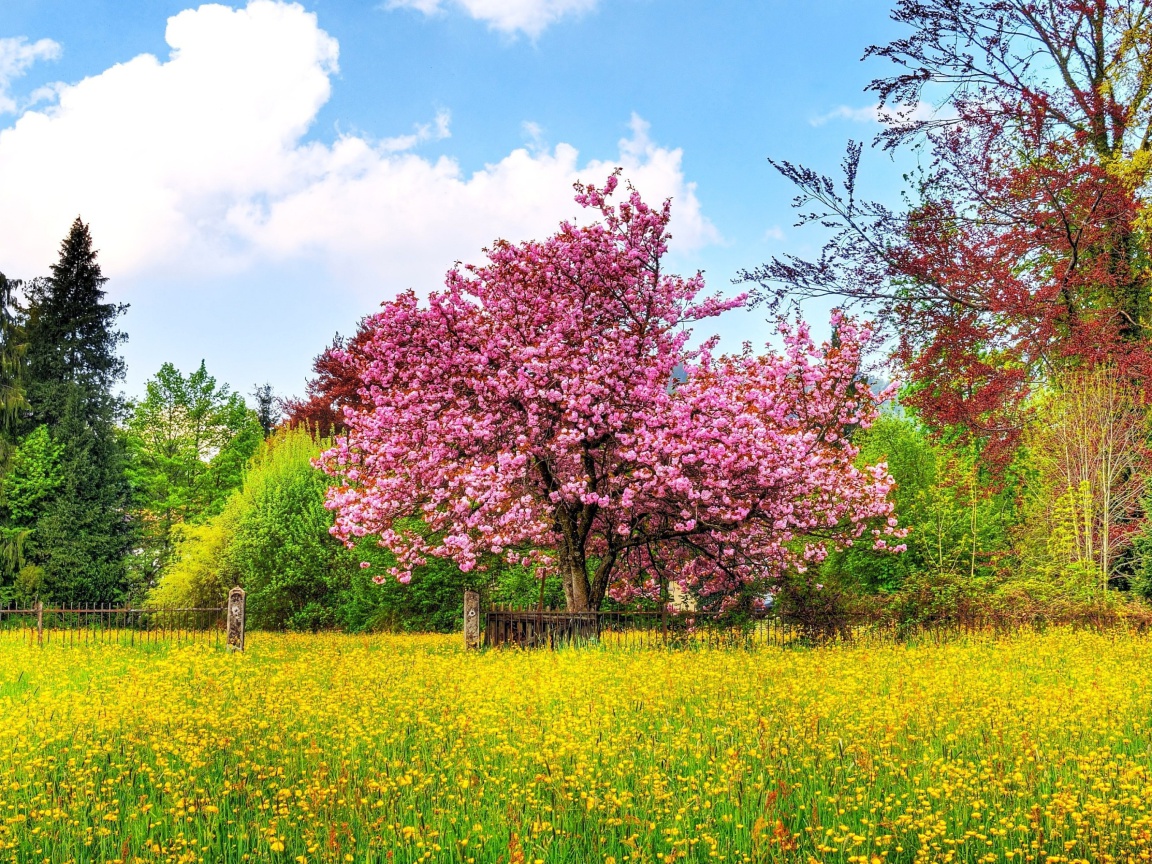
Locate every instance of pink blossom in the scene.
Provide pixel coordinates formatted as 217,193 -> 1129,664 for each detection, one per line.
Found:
319,175 -> 902,610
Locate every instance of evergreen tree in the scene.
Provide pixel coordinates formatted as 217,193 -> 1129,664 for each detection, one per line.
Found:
251,383 -> 279,438
16,218 -> 134,603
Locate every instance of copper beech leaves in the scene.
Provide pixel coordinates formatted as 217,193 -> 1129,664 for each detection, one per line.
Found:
746,0 -> 1152,470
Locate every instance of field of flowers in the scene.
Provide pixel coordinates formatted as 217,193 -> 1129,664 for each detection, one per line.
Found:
1,630 -> 1151,864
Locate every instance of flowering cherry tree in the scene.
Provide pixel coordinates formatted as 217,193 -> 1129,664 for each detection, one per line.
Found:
319,176 -> 903,611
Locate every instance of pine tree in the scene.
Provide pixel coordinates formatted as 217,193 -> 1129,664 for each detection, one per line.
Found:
16,218 -> 134,603
252,383 -> 279,438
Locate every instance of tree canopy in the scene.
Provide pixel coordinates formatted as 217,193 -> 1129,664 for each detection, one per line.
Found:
320,177 -> 904,611
743,0 -> 1152,465
9,219 -> 134,603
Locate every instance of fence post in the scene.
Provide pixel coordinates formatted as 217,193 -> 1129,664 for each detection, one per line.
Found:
464,590 -> 480,649
226,587 -> 246,652
35,600 -> 43,646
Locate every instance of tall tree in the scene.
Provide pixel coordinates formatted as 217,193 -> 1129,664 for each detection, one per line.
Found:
320,177 -> 904,611
17,218 -> 134,603
1020,367 -> 1150,586
251,383 -> 280,438
126,361 -> 262,586
744,0 -> 1152,465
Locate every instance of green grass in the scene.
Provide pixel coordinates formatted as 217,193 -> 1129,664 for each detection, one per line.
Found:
0,629 -> 1151,863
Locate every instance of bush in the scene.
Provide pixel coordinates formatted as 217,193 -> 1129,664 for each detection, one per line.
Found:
151,427 -> 552,631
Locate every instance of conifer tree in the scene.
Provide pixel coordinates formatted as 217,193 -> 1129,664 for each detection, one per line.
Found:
15,219 -> 134,603
252,383 -> 279,438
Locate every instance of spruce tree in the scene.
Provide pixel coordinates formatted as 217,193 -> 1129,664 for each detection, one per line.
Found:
17,218 -> 134,603
252,383 -> 279,438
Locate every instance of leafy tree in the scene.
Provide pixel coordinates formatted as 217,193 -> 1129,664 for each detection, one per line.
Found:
1016,368 -> 1150,589
0,272 -> 30,591
0,426 -> 62,601
320,177 -> 904,612
825,414 -> 1015,598
15,219 -> 133,603
148,513 -> 239,612
224,427 -> 341,628
125,361 -> 262,587
743,1 -> 1152,466
0,272 -> 27,460
2,426 -> 64,527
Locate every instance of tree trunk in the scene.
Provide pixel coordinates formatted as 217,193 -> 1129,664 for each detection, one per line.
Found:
558,540 -> 592,612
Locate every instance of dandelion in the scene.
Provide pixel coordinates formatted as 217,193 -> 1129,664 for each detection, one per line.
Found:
0,629 -> 1151,862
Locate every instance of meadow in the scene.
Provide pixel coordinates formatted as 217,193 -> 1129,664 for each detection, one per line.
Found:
1,631 -> 1151,864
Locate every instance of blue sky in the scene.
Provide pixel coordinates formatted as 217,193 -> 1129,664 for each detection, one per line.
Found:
0,0 -> 912,403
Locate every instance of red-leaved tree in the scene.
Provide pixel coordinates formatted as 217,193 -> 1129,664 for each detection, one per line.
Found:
744,0 -> 1152,467
282,328 -> 372,437
319,177 -> 904,611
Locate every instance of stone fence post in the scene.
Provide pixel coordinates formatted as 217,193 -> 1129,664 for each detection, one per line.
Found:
227,587 -> 246,651
464,590 -> 480,649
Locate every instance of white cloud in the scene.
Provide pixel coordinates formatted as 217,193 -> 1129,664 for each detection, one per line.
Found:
0,36 -> 62,114
0,0 -> 716,301
385,0 -> 598,37
763,225 -> 784,241
810,101 -> 940,128
380,108 -> 452,152
521,120 -> 546,152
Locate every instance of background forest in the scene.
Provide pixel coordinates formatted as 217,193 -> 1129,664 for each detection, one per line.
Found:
5,1 -> 1152,631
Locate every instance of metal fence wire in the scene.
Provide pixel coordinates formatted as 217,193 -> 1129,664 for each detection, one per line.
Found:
0,603 -> 226,647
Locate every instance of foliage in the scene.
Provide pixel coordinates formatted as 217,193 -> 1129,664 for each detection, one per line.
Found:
1,426 -> 63,528
147,516 -> 238,612
823,413 -> 1015,595
1014,367 -> 1150,588
11,219 -> 134,603
743,1 -> 1152,467
125,361 -> 262,587
153,427 -> 338,629
7,631 -> 1152,861
227,427 -> 349,629
0,426 -> 62,599
283,327 -> 372,437
0,273 -> 29,592
321,176 -> 904,612
154,425 -> 551,631
0,272 -> 27,462
251,383 -> 279,438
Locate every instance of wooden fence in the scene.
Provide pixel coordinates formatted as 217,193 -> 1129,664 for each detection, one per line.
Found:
472,598 -> 1144,650
478,603 -> 873,649
0,587 -> 248,650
